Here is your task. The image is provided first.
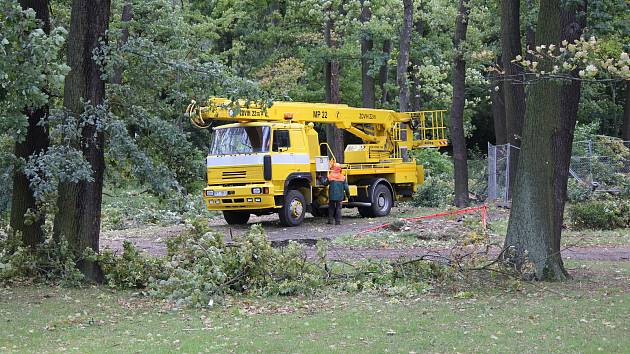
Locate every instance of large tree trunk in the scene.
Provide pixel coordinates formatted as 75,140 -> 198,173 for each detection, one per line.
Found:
623,81 -> 630,141
111,1 -> 132,85
10,0 -> 51,247
379,40 -> 391,106
54,0 -> 111,282
505,0 -> 585,281
501,0 -> 526,197
360,1 -> 375,108
324,16 -> 344,162
551,1 -> 587,272
450,0 -> 470,207
396,0 -> 413,112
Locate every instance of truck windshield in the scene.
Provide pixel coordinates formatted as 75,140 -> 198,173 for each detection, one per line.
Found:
209,126 -> 271,155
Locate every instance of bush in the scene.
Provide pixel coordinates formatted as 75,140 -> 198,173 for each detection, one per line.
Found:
413,177 -> 454,207
569,200 -> 630,230
98,241 -> 164,289
0,233 -> 85,286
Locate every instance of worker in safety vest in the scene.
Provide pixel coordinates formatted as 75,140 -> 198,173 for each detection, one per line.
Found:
321,162 -> 350,225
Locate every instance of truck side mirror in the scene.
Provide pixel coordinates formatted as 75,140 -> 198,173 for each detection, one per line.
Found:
263,155 -> 272,181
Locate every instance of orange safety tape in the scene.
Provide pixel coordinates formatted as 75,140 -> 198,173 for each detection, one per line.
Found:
359,205 -> 488,235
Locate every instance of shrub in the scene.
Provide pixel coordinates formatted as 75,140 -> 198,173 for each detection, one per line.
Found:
98,241 -> 164,289
413,177 -> 454,207
569,200 -> 630,230
0,233 -> 85,286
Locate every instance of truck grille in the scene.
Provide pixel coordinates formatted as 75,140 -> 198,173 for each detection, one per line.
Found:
222,171 -> 246,179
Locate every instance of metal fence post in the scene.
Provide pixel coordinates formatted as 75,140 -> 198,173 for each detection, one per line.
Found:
488,142 -> 496,200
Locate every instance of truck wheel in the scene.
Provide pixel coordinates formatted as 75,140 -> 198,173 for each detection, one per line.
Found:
370,184 -> 392,217
279,190 -> 306,226
223,211 -> 250,225
358,206 -> 373,218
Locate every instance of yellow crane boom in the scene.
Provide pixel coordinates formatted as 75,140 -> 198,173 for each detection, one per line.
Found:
186,97 -> 447,148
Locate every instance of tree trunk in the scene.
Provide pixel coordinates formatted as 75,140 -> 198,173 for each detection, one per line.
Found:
450,0 -> 470,207
397,0 -> 413,112
10,0 -> 51,247
622,81 -> 630,141
410,18 -> 427,111
324,16 -> 344,162
379,40 -> 391,106
54,0 -> 111,282
501,0 -> 526,196
551,1 -> 587,274
505,0 -> 585,281
111,1 -> 132,85
491,57 -> 507,145
360,1 -> 375,108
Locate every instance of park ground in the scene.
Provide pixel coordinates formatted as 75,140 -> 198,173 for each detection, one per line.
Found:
2,192 -> 630,353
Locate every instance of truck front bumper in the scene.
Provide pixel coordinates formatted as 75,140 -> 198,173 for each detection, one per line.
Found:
203,184 -> 276,210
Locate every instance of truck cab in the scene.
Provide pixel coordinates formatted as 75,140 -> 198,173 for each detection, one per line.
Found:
204,121 -> 333,226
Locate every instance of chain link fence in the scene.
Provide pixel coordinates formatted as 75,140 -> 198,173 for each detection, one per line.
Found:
487,139 -> 630,204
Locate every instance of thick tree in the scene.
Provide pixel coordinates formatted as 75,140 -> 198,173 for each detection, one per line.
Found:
450,0 -> 470,207
360,0 -> 375,108
10,0 -> 50,247
505,0 -> 586,280
396,0 -> 413,112
501,0 -> 526,195
324,12 -> 344,162
53,0 -> 111,281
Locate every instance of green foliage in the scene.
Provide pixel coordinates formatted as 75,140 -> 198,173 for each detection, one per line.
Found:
98,241 -> 164,289
0,232 -> 84,286
411,149 -> 454,207
0,0 -> 68,142
569,200 -> 630,230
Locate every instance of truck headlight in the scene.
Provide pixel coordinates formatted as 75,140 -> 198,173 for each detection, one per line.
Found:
252,187 -> 262,194
205,190 -> 214,196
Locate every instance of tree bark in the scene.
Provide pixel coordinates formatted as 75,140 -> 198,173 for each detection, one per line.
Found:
54,0 -> 111,282
410,18 -> 427,111
111,1 -> 132,85
379,40 -> 391,106
360,1 -> 375,108
551,1 -> 587,273
10,0 -> 51,247
397,0 -> 413,112
491,76 -> 507,145
505,0 -> 585,281
622,81 -> 630,141
324,15 -> 344,162
501,0 -> 526,196
450,0 -> 470,207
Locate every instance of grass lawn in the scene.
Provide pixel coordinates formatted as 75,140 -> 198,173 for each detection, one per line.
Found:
1,260 -> 629,353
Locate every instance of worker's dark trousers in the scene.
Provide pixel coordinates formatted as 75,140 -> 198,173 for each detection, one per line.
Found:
328,200 -> 342,224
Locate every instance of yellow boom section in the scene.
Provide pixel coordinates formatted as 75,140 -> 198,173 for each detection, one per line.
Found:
186,97 -> 447,148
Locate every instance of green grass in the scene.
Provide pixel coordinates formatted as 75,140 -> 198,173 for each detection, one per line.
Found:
2,261 -> 629,353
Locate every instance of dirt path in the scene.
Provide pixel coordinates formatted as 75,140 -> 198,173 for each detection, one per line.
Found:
100,208 -> 630,262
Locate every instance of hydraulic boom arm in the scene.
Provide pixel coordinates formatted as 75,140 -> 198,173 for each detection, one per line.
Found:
186,97 -> 447,148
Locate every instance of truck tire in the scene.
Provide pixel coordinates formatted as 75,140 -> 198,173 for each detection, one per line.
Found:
310,200 -> 326,217
359,183 -> 392,218
278,190 -> 306,226
223,211 -> 250,225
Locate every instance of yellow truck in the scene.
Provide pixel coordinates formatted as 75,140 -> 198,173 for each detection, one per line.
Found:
186,97 -> 447,226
